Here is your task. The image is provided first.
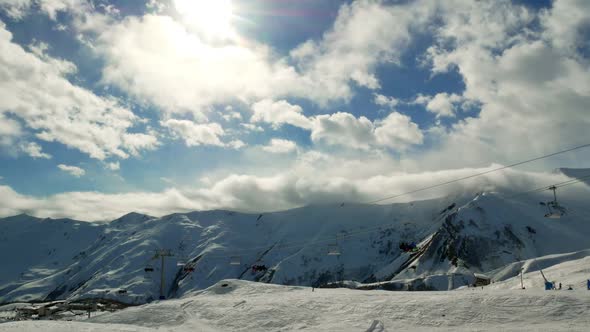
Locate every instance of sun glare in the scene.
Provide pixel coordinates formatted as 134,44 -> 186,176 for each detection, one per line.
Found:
174,0 -> 234,38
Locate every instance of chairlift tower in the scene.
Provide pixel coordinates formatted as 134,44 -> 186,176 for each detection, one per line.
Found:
154,249 -> 174,300
549,185 -> 557,203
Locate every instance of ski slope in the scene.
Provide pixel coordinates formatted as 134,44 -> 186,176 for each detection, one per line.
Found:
2,279 -> 590,331
489,249 -> 590,290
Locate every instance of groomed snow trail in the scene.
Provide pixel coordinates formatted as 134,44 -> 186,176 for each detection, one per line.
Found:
2,279 -> 589,331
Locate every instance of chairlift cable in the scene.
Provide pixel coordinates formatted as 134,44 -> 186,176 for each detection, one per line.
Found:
361,143 -> 590,205
505,174 -> 590,199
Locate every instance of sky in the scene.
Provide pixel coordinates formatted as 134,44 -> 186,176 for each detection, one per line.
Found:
0,0 -> 588,221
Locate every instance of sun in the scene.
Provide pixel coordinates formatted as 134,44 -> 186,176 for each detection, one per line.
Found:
174,0 -> 234,38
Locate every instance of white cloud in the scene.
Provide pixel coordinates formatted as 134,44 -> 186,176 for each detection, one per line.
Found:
310,112 -> 423,151
0,22 -> 158,160
418,0 -> 590,169
58,164 -> 85,177
240,123 -> 264,133
1,166 -> 587,221
20,142 -> 51,159
0,0 -> 89,20
105,161 -> 120,171
251,99 -> 312,130
311,112 -> 374,150
0,112 -> 21,147
374,112 -> 424,150
289,0 -> 432,102
541,0 -> 590,55
146,0 -> 166,14
262,139 -> 297,154
93,15 -> 299,116
222,111 -> 242,122
162,119 -> 225,147
78,0 -> 434,117
228,139 -> 246,150
373,93 -> 399,109
417,93 -> 464,118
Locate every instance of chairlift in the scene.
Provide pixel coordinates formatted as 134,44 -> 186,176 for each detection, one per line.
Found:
230,256 -> 241,265
544,186 -> 564,219
327,232 -> 345,256
144,265 -> 154,272
327,244 -> 341,256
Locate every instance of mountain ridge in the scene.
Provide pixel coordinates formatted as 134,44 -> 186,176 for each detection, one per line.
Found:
1,187 -> 589,304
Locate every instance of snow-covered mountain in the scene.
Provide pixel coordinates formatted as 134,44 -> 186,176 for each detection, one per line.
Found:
1,183 -> 589,304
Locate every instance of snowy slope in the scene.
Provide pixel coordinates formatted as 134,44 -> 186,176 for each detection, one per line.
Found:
382,192 -> 590,290
0,215 -> 103,302
0,197 -> 460,303
1,186 -> 589,304
2,279 -> 590,331
488,249 -> 590,290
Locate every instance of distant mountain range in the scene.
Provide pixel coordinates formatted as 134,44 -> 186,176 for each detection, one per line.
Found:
1,169 -> 589,304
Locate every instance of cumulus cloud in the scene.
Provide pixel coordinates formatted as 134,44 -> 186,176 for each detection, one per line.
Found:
373,93 -> 399,109
20,142 -> 51,159
0,0 -> 88,19
79,0 -> 433,117
93,14 -> 298,116
58,164 -> 85,177
289,0 -> 432,101
262,139 -> 297,154
413,93 -> 464,118
161,119 -> 244,149
251,99 -> 312,130
0,112 -> 21,147
374,112 -> 424,150
105,161 -> 120,171
540,0 -> 590,54
227,139 -> 246,150
0,22 -> 158,160
311,112 -> 423,151
311,112 -> 374,150
414,0 -> 590,169
162,119 -> 225,147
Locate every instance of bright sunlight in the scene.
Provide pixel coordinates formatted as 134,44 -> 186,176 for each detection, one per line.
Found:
174,0 -> 234,38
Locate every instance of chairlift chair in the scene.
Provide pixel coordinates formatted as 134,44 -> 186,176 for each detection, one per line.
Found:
544,210 -> 562,219
327,244 -> 341,256
230,256 -> 241,265
144,265 -> 154,272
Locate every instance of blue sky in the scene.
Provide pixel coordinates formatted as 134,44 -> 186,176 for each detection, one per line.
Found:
0,0 -> 588,220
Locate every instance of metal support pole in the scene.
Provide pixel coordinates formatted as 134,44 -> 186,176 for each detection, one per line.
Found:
520,268 -> 524,289
160,254 -> 165,299
549,186 -> 557,202
154,249 -> 173,300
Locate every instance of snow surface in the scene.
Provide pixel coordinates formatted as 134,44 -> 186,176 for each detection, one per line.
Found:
2,278 -> 590,331
489,249 -> 590,290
